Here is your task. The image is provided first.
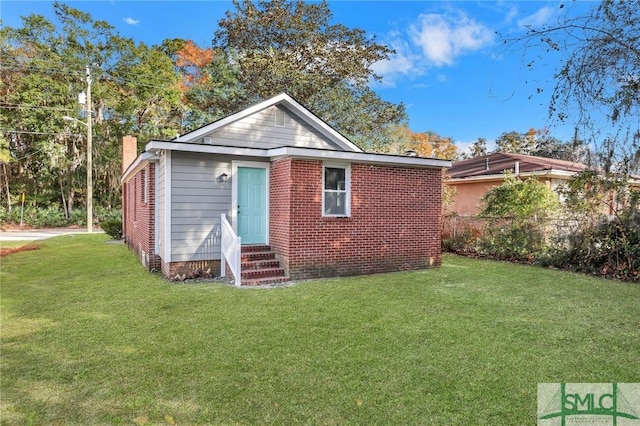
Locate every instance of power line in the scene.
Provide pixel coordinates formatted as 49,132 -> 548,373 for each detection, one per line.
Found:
3,130 -> 85,137
0,59 -> 84,77
0,104 -> 78,112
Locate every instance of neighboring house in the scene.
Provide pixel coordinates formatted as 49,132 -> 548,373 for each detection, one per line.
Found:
445,152 -> 588,216
122,93 -> 451,284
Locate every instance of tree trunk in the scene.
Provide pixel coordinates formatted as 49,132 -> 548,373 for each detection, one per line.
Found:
2,163 -> 11,212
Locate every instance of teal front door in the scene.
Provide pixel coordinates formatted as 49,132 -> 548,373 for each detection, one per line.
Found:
237,167 -> 267,245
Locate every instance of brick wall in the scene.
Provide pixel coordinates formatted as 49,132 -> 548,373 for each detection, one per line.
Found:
269,158 -> 292,272
123,163 -> 159,270
270,158 -> 443,280
122,135 -> 138,173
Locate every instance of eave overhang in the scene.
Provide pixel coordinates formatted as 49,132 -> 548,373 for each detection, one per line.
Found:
122,140 -> 451,177
447,169 -> 577,184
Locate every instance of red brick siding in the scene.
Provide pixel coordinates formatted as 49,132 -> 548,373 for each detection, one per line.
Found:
123,163 -> 159,270
269,159 -> 443,280
269,158 -> 292,272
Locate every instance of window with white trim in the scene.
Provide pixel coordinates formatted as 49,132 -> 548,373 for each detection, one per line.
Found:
323,164 -> 350,217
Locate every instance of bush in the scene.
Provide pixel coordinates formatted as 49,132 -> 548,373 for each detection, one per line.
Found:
100,218 -> 123,240
543,215 -> 640,281
0,206 -> 67,228
0,205 -> 122,229
479,220 -> 547,261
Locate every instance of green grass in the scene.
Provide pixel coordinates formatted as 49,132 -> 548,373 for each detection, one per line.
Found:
1,235 -> 639,425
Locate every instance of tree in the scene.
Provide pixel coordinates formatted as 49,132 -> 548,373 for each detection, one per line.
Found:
495,130 -> 534,154
212,0 -> 406,151
512,1 -> 640,172
174,40 -> 215,94
553,170 -> 640,281
466,137 -> 487,159
1,2 -> 182,212
480,174 -> 559,219
479,174 -> 560,259
1,5 -> 108,214
529,127 -> 591,164
385,125 -> 458,160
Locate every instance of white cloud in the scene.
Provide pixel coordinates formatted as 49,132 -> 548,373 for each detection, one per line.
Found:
517,6 -> 557,29
124,17 -> 140,25
372,9 -> 495,87
371,34 -> 423,87
409,12 -> 494,67
504,5 -> 519,24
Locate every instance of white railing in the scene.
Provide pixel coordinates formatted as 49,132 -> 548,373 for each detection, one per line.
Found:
220,213 -> 241,286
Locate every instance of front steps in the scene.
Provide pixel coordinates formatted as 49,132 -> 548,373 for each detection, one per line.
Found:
240,245 -> 289,286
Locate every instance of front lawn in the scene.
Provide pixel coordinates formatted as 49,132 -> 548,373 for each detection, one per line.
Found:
1,235 -> 639,424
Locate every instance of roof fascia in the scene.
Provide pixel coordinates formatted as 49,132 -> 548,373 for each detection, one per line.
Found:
447,170 -> 576,184
269,146 -> 450,168
122,151 -> 158,183
146,140 -> 451,169
146,140 -> 270,158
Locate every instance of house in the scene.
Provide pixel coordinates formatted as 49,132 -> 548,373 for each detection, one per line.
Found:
121,93 -> 451,284
445,152 -> 588,216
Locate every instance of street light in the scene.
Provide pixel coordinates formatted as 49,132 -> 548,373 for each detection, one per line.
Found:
63,112 -> 93,233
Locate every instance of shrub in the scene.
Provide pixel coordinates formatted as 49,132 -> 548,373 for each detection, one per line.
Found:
100,218 -> 123,240
479,220 -> 547,261
0,206 -> 122,229
543,215 -> 640,281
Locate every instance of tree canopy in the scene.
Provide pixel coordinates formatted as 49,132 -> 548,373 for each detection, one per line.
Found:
480,174 -> 559,220
512,0 -> 640,172
385,124 -> 458,160
211,0 -> 406,151
1,0 -> 410,213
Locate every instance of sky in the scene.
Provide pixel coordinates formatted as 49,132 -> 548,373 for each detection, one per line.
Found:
2,0 -> 594,153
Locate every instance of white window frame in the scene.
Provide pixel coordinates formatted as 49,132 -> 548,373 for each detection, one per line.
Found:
142,168 -> 148,204
322,163 -> 351,217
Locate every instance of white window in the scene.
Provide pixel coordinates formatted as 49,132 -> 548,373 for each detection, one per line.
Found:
323,164 -> 350,217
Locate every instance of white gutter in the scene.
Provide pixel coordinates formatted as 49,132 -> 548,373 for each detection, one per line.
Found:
268,146 -> 451,168
121,151 -> 159,183
448,169 -> 578,184
144,140 -> 451,169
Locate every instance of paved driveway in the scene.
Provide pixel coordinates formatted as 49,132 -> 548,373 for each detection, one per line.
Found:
0,228 -> 96,242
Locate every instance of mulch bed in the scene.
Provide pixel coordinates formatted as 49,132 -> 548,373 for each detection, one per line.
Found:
0,244 -> 41,257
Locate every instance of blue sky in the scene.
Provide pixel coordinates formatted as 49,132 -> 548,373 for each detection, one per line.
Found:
2,1 -> 593,153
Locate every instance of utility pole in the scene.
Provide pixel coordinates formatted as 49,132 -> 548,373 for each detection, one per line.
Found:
86,65 -> 93,233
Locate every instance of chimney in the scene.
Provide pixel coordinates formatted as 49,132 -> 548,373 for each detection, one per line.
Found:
122,135 -> 137,173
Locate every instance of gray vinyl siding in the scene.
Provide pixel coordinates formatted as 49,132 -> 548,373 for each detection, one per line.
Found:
197,106 -> 342,150
170,152 -> 232,262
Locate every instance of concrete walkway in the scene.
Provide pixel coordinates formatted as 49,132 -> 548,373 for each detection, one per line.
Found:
0,228 -> 100,242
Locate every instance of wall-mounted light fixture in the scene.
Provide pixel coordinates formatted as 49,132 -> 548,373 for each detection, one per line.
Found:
219,172 -> 229,183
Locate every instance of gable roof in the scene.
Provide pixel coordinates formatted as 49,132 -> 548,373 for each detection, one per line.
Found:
448,152 -> 588,179
174,93 -> 363,153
